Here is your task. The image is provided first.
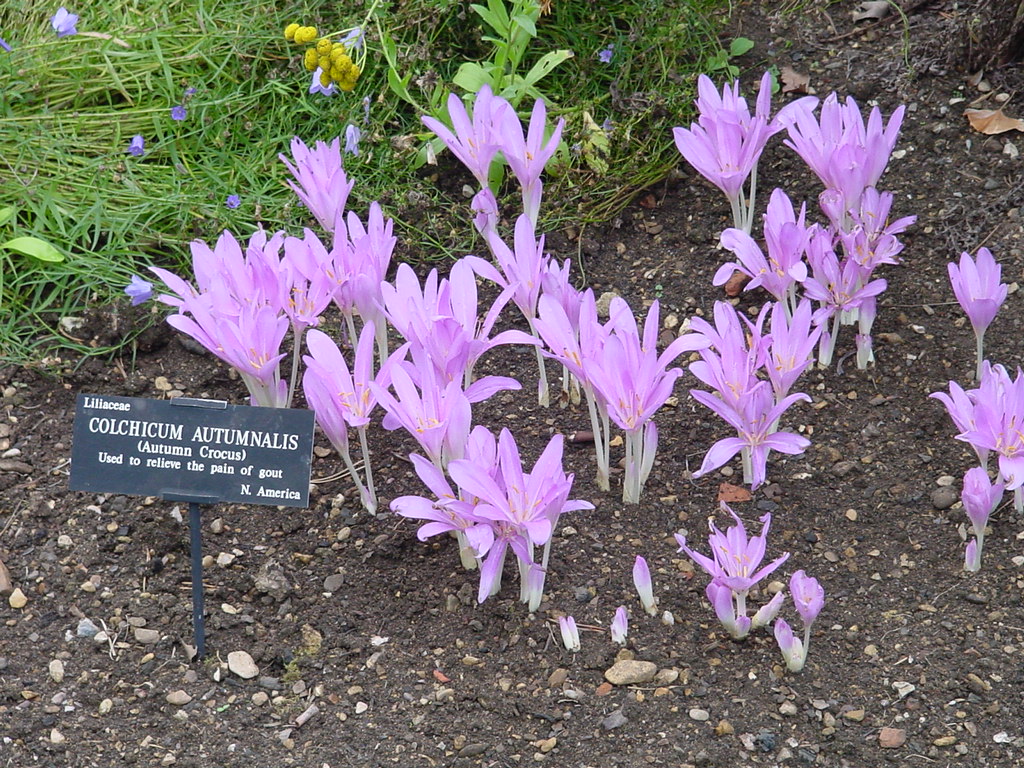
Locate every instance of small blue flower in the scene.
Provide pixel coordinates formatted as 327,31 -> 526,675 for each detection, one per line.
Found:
0,37 -> 12,53
341,27 -> 364,51
51,7 -> 78,37
184,87 -> 197,97
225,194 -> 241,209
126,135 -> 145,157
344,124 -> 361,156
170,105 -> 187,121
309,68 -> 336,96
598,44 -> 614,63
124,275 -> 153,306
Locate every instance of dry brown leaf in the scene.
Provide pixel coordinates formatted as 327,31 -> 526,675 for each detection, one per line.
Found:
0,558 -> 11,596
780,66 -> 810,94
853,1 -> 890,22
717,482 -> 752,503
965,108 -> 1024,135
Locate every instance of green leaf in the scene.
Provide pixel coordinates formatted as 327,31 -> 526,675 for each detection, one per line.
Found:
511,13 -> 537,37
729,37 -> 754,57
470,2 -> 506,35
521,49 -> 573,89
0,206 -> 14,227
0,236 -> 65,263
386,68 -> 415,106
453,61 -> 498,94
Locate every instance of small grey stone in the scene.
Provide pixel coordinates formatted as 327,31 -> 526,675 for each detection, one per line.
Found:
573,586 -> 593,603
323,574 -> 344,593
831,461 -> 858,477
134,628 -> 160,644
259,676 -> 281,690
688,708 -> 710,722
755,732 -> 777,752
253,561 -> 291,599
76,618 -> 100,638
930,487 -> 959,510
457,743 -> 489,758
602,710 -> 628,730
166,690 -> 192,706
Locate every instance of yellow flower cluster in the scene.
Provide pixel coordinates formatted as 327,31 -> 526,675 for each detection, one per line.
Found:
284,23 -> 361,92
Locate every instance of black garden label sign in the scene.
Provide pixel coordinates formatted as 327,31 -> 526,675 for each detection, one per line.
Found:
70,394 -> 315,507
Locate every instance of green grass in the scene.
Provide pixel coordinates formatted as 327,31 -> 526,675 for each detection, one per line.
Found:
0,0 -> 734,363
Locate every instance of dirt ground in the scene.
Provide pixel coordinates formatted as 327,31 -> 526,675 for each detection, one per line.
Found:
4,2 -> 1024,767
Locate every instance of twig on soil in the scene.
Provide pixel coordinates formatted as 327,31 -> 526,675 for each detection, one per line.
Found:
292,702 -> 320,728
0,500 -> 23,540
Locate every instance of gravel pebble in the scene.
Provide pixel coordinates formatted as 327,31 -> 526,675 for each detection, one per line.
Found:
602,710 -> 628,730
228,650 -> 259,679
604,659 -> 657,685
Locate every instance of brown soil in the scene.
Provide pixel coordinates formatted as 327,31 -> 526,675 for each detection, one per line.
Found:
4,2 -> 1024,767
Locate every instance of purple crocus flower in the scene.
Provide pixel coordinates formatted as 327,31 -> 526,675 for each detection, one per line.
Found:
225,194 -> 240,209
765,299 -> 823,401
691,383 -> 810,490
51,7 -> 78,37
955,364 -> 1024,495
447,429 -> 593,608
676,506 -> 790,595
783,92 -> 905,214
679,505 -> 789,640
948,247 -> 1007,382
706,581 -> 751,638
673,71 -> 817,232
0,37 -> 11,52
303,325 -> 383,513
713,188 -> 811,311
371,359 -> 472,471
421,85 -> 512,188
170,105 -> 187,121
689,300 -> 771,416
390,428 -> 498,571
632,556 -> 657,616
789,570 -> 824,626
492,96 -> 564,225
610,606 -> 629,645
587,298 -> 708,502
774,617 -> 806,672
961,466 -> 1005,571
165,299 -> 290,408
597,44 -> 614,63
279,136 -> 354,233
468,214 -> 554,405
124,275 -> 152,305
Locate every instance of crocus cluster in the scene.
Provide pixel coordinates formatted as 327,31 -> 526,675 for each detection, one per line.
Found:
423,85 -> 564,405
673,72 -> 817,233
149,134 -> 397,514
676,504 -> 789,640
390,427 -> 593,610
932,362 -> 1024,513
536,292 -> 706,501
694,75 -> 914,371
688,300 -> 813,489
